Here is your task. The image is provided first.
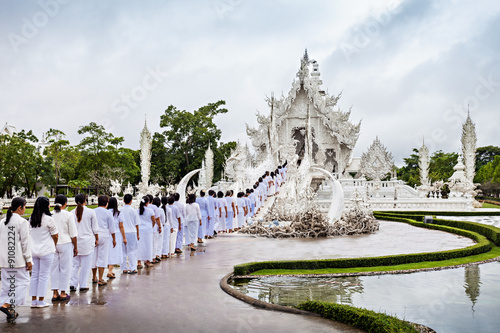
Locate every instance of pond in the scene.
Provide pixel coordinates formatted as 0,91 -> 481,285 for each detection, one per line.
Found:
230,261 -> 500,332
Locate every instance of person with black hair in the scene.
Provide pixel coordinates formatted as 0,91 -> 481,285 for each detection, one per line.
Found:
216,191 -> 227,235
70,194 -> 99,292
120,194 -> 139,274
173,193 -> 185,254
151,197 -> 164,263
0,197 -> 31,323
168,196 -> 181,255
107,196 -> 125,279
160,196 -> 172,259
244,190 -> 252,223
205,190 -> 216,239
184,194 -> 201,251
225,191 -> 235,232
137,196 -> 155,268
29,196 -> 58,308
235,192 -> 246,230
196,191 -> 208,243
51,194 -> 77,302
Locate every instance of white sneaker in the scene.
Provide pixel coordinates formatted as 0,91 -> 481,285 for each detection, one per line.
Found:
36,302 -> 49,308
31,301 -> 38,308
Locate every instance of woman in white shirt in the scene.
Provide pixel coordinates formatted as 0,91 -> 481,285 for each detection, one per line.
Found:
0,197 -> 31,324
216,191 -> 227,234
149,195 -> 162,263
152,197 -> 165,262
160,196 -> 172,259
225,191 -> 235,233
70,194 -> 99,292
137,196 -> 155,269
107,196 -> 125,279
29,197 -> 58,308
51,195 -> 77,303
184,194 -> 201,251
236,192 -> 247,229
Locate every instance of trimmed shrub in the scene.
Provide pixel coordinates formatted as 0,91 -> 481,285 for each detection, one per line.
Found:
234,216 -> 492,275
297,301 -> 418,333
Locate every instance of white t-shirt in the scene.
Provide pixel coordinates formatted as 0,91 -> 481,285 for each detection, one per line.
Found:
52,209 -> 77,245
137,206 -> 155,232
30,213 -> 58,257
169,204 -> 180,231
120,205 -> 140,234
73,206 -> 99,256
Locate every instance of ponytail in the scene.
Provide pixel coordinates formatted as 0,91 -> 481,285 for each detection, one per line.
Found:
75,193 -> 86,222
139,196 -> 148,215
54,194 -> 67,213
5,197 -> 27,225
161,196 -> 168,215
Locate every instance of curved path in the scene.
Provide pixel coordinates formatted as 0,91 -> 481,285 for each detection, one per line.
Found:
1,221 -> 474,332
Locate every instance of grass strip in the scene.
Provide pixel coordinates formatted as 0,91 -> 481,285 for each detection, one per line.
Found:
250,245 -> 500,275
296,301 -> 419,333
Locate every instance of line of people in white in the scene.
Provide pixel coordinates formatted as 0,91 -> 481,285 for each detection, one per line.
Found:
0,165 -> 287,324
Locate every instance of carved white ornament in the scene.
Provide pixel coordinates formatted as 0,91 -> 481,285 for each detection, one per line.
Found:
359,137 -> 394,181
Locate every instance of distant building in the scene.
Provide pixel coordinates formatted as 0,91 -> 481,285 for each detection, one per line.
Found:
2,122 -> 17,136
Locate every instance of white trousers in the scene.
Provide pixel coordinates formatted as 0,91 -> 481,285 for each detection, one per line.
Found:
0,267 -> 30,306
137,230 -> 153,261
198,216 -> 207,238
70,253 -> 93,289
170,229 -> 178,254
206,216 -> 215,236
30,253 -> 54,298
92,237 -> 110,268
186,220 -> 198,245
152,228 -> 159,258
122,232 -> 138,271
161,228 -> 170,255
51,243 -> 73,292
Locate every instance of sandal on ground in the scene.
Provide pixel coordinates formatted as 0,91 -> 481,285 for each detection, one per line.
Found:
122,270 -> 129,274
190,247 -> 197,251
79,288 -> 89,292
107,273 -> 116,279
59,295 -> 70,302
144,263 -> 153,268
137,264 -> 143,269
70,286 -> 76,292
174,249 -> 182,253
197,240 -> 204,243
92,279 -> 98,284
98,280 -> 107,286
1,306 -> 18,324
51,296 -> 60,302
128,270 -> 138,274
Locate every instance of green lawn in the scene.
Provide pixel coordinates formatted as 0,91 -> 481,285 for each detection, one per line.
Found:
250,245 -> 500,276
483,203 -> 500,209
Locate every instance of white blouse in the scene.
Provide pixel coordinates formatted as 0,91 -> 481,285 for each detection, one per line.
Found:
184,203 -> 201,222
30,214 -> 58,257
52,209 -> 77,245
73,206 -> 99,256
0,213 -> 32,268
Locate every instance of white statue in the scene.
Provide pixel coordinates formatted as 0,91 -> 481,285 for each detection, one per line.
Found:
461,112 -> 477,195
359,137 -> 394,181
110,179 -> 122,197
139,118 -> 152,185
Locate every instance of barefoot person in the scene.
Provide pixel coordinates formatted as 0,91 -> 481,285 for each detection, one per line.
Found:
120,194 -> 138,274
137,196 -> 155,268
70,194 -> 98,292
184,194 -> 201,251
29,197 -> 58,308
107,197 -> 125,279
51,195 -> 77,303
0,197 -> 32,324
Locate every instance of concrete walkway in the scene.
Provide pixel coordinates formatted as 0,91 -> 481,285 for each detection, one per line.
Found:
1,221 -> 474,332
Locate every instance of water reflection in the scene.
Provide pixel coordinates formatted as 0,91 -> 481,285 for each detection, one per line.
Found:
231,276 -> 363,306
464,264 -> 481,313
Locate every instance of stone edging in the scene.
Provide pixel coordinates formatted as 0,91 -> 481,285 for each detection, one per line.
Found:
232,256 -> 500,279
219,272 -> 320,317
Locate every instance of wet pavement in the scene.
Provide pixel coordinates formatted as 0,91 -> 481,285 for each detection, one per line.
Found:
0,221 -> 474,333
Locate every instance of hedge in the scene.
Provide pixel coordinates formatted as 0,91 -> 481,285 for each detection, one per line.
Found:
297,301 -> 418,333
375,212 -> 500,246
374,210 -> 500,216
234,216 -> 493,275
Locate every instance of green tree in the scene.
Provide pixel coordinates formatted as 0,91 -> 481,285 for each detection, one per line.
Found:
429,150 -> 458,183
44,129 -> 71,190
397,148 -> 420,187
475,146 -> 500,171
154,100 -> 235,183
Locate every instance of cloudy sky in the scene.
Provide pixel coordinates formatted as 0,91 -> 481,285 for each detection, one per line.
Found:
1,0 -> 499,166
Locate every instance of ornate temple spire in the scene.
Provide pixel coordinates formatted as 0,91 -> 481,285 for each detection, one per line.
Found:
139,116 -> 152,185
418,137 -> 430,186
461,112 -> 477,187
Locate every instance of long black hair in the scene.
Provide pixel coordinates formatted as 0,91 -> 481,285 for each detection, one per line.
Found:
139,196 -> 149,215
75,193 -> 86,222
30,196 -> 52,228
161,196 -> 168,216
54,194 -> 67,213
5,197 -> 26,225
152,197 -> 161,208
108,197 -> 120,217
